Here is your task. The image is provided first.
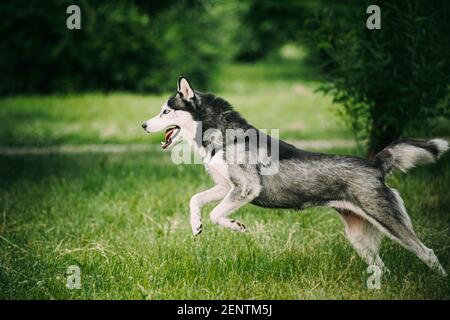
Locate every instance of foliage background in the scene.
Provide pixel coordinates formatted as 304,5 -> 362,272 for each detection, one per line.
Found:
0,0 -> 238,94
302,0 -> 450,153
1,0 -> 448,151
0,0 -> 450,300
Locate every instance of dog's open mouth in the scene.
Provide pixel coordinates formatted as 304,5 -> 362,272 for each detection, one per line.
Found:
161,125 -> 180,149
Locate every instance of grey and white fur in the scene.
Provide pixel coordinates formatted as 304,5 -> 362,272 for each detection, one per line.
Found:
142,77 -> 448,277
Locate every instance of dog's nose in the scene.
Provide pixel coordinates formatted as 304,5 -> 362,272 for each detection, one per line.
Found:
141,123 -> 147,129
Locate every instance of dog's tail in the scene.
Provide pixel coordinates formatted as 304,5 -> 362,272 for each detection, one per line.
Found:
374,138 -> 449,176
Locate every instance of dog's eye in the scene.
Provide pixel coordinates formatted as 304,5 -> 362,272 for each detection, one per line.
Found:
162,109 -> 171,115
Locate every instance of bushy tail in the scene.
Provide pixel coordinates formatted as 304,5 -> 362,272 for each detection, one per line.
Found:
375,138 -> 449,176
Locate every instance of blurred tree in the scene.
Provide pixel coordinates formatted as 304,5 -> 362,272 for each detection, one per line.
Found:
0,0 -> 237,94
304,0 -> 450,155
233,0 -> 318,61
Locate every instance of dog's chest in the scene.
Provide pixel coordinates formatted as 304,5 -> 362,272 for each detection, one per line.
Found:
203,152 -> 230,185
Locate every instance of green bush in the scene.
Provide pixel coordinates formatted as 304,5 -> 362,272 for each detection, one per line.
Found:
304,1 -> 450,154
233,0 -> 318,61
0,0 -> 237,94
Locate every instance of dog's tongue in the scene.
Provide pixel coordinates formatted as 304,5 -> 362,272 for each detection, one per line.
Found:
161,127 -> 178,149
165,127 -> 177,141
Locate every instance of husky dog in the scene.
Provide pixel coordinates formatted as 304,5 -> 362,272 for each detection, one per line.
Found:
142,77 -> 448,276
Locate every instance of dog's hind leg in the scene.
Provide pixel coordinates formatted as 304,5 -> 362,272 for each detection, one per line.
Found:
190,184 -> 229,235
334,207 -> 388,273
356,187 -> 447,276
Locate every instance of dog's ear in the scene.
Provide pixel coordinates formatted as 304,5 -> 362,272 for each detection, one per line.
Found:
177,76 -> 194,100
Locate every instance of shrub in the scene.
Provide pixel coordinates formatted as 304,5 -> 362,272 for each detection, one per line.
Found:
304,1 -> 450,154
233,0 -> 318,61
0,0 -> 237,94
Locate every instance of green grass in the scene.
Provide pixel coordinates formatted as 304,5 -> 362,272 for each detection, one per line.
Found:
0,55 -> 449,299
0,149 -> 449,299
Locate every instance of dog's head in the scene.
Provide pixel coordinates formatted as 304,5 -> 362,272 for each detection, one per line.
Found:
142,77 -> 198,149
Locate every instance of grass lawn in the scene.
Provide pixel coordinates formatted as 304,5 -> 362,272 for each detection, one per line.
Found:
0,56 -> 449,299
0,58 -> 353,147
1,148 -> 449,299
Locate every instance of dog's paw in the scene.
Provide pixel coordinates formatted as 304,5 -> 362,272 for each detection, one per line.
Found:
190,214 -> 203,236
380,265 -> 391,276
435,264 -> 447,277
230,219 -> 247,232
191,223 -> 202,236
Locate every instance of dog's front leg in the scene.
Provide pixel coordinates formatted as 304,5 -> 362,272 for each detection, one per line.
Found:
209,185 -> 258,232
189,184 -> 229,235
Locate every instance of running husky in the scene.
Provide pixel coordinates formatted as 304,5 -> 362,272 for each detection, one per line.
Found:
142,77 -> 448,276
